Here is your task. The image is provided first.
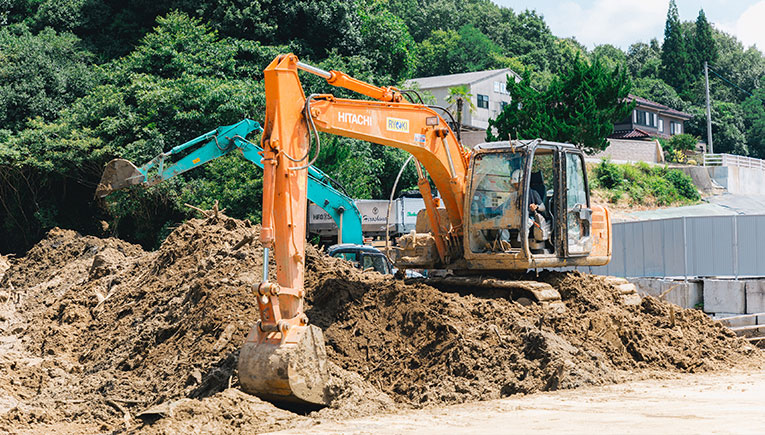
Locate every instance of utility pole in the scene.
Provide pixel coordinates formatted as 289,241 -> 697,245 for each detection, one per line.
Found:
705,61 -> 713,154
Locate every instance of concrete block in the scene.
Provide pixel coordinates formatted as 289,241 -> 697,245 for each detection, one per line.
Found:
712,312 -> 756,328
746,280 -> 765,314
703,279 -> 746,314
758,315 -> 765,325
629,278 -> 702,309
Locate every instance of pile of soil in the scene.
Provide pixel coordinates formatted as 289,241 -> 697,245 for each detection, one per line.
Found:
0,216 -> 761,433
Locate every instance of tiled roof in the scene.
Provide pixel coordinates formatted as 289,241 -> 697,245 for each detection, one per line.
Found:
609,128 -> 671,140
627,94 -> 692,120
405,68 -> 520,89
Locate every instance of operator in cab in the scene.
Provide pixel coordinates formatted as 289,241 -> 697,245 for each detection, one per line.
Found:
469,155 -> 549,253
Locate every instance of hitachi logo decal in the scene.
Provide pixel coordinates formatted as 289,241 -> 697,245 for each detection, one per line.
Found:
386,117 -> 409,133
338,112 -> 372,126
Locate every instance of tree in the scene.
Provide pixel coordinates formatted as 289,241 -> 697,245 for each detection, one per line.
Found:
692,9 -> 717,73
660,0 -> 693,93
631,77 -> 685,111
445,85 -> 476,134
685,102 -> 747,155
627,40 -> 661,79
742,88 -> 765,158
488,56 -> 633,153
0,25 -> 97,132
415,25 -> 504,77
592,44 -> 627,71
358,4 -> 416,82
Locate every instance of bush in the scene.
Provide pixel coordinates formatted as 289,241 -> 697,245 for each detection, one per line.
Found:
595,159 -> 622,189
589,161 -> 700,207
665,169 -> 701,201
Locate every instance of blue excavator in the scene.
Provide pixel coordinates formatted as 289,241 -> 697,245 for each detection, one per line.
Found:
95,119 -> 363,244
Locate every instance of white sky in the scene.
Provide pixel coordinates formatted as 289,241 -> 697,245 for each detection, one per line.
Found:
493,0 -> 765,52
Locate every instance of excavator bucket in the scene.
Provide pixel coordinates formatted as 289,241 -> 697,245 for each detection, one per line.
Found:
95,158 -> 144,198
238,324 -> 329,406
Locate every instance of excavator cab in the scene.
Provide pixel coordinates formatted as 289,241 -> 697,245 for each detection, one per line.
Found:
462,140 -> 605,270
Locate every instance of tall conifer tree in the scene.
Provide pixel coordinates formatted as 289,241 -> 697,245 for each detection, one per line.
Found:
693,9 -> 717,72
660,0 -> 692,92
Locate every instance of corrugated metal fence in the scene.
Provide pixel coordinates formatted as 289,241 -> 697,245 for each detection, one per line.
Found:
589,214 -> 765,278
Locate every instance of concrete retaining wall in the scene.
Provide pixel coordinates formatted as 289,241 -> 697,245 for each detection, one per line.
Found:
629,278 -> 702,309
591,139 -> 663,163
630,277 -> 765,326
707,166 -> 765,195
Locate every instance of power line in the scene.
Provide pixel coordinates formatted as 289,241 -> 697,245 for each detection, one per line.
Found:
707,65 -> 763,103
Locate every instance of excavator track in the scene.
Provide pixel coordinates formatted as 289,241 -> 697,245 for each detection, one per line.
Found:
413,274 -> 642,312
420,276 -> 567,313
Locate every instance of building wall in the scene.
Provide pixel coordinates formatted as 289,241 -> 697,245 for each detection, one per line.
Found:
627,107 -> 686,136
421,73 -> 514,130
590,138 -> 663,163
467,76 -> 513,129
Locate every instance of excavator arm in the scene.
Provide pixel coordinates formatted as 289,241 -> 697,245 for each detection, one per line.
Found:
238,54 -> 472,405
96,119 -> 363,244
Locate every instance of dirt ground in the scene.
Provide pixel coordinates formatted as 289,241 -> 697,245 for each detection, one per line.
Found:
275,368 -> 765,434
0,215 -> 762,434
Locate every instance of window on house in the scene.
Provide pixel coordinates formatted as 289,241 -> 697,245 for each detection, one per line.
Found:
658,119 -> 664,133
670,121 -> 682,135
477,94 -> 489,109
494,81 -> 509,95
636,110 -> 647,126
500,101 -> 509,111
635,110 -> 658,127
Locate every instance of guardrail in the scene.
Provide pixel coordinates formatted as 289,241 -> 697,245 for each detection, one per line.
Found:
704,153 -> 765,171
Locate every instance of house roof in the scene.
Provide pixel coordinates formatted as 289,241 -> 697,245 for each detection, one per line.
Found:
627,94 -> 692,120
609,128 -> 671,140
405,68 -> 520,89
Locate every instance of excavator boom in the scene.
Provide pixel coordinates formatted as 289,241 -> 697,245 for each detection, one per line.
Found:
96,119 -> 363,244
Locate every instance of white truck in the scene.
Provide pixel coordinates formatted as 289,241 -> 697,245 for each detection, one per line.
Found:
308,193 -> 428,243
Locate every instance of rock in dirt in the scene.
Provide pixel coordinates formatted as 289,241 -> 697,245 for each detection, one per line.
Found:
0,216 -> 761,434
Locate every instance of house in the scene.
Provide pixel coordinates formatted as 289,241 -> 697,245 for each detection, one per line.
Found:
405,68 -> 520,147
611,94 -> 692,140
593,95 -> 694,163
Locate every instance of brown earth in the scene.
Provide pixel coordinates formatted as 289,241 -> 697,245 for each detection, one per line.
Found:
0,216 -> 761,434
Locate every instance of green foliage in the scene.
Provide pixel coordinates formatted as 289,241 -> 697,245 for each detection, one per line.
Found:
631,77 -> 685,111
488,56 -> 633,153
445,85 -> 475,130
592,160 -> 700,206
0,25 -> 97,131
0,12 -> 269,251
595,160 -> 623,189
692,9 -> 717,70
663,133 -> 699,156
592,44 -> 627,71
742,88 -> 765,158
416,25 -> 505,77
627,40 -> 662,79
358,3 -> 416,81
661,0 -> 694,93
685,101 -> 747,155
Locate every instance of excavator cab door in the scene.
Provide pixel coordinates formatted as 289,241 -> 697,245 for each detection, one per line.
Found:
562,151 -> 593,256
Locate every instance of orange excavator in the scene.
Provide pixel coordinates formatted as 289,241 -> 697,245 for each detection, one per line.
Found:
237,54 -> 632,406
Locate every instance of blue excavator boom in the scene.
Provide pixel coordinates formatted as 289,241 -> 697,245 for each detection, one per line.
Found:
96,119 -> 363,244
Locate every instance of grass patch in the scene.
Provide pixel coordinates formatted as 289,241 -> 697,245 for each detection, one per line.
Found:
589,159 -> 700,207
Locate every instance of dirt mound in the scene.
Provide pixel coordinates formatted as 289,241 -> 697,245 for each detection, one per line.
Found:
305,254 -> 759,405
0,216 -> 761,433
